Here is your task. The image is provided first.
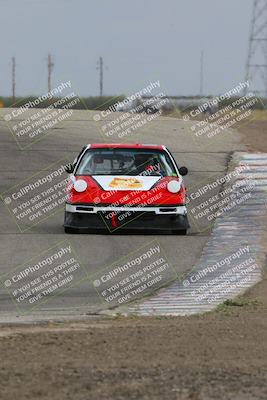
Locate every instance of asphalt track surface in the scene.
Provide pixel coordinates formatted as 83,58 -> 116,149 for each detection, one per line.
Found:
0,109 -> 245,323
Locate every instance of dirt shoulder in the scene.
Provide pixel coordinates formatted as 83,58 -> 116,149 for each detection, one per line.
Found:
0,276 -> 267,400
237,117 -> 267,152
1,119 -> 267,400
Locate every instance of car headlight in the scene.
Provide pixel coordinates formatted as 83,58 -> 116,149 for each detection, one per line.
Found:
74,179 -> 88,192
167,180 -> 181,193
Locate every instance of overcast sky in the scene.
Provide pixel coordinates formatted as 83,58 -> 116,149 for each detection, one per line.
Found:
0,0 -> 253,97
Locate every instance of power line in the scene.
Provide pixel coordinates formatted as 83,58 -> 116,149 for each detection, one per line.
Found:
47,53 -> 54,92
12,56 -> 16,102
97,56 -> 104,96
244,0 -> 267,98
200,50 -> 204,96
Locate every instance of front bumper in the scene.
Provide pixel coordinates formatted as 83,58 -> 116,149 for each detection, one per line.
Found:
64,203 -> 189,233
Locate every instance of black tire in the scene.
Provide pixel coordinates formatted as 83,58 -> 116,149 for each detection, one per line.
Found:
172,229 -> 187,235
64,227 -> 79,234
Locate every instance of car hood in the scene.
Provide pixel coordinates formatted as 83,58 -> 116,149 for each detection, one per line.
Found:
92,175 -> 162,191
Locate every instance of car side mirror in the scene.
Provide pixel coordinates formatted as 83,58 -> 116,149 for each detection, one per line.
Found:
179,166 -> 188,176
65,163 -> 74,174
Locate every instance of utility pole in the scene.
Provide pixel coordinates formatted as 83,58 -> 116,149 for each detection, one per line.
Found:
47,53 -> 54,92
200,50 -> 204,96
244,0 -> 267,98
97,56 -> 104,96
12,56 -> 16,102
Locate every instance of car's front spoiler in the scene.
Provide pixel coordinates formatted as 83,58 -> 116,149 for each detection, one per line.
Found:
65,203 -> 187,215
64,204 -> 189,233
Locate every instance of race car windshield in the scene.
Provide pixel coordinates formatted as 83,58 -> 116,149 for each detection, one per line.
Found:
76,149 -> 177,176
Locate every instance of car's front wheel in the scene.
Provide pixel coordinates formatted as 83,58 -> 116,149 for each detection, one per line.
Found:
172,229 -> 187,235
64,227 -> 79,234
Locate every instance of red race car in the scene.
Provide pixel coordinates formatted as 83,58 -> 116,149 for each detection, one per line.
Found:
64,144 -> 189,234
